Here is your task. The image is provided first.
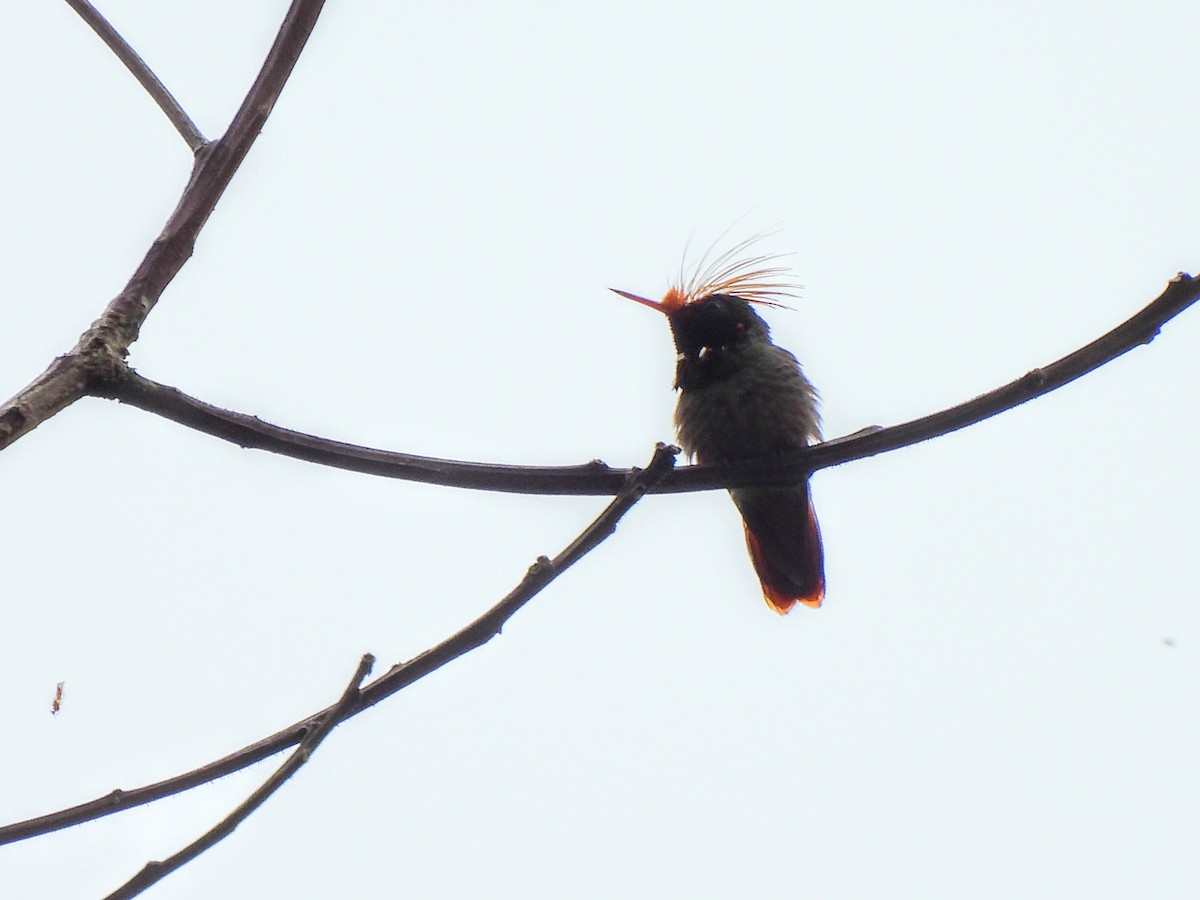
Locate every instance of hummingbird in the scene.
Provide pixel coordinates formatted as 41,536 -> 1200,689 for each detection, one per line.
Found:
614,238 -> 824,613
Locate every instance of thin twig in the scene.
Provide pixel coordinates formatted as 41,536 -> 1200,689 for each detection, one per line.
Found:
105,272 -> 1200,494
0,0 -> 327,452
103,654 -> 375,900
0,445 -> 677,845
64,0 -> 207,151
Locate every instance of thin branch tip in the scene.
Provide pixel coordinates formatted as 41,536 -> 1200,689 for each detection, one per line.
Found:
65,0 -> 207,150
654,441 -> 682,460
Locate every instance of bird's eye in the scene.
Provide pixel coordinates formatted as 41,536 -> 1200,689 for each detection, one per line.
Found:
734,322 -> 746,331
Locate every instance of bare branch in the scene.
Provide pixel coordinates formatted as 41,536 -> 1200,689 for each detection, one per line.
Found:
64,0 -> 207,151
105,272 -> 1200,493
0,0 -> 327,452
806,271 -> 1200,471
102,655 -> 374,900
111,369 -> 633,494
0,445 -> 676,845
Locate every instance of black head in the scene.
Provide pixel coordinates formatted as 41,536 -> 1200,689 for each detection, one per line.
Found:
663,294 -> 775,393
667,293 -> 771,361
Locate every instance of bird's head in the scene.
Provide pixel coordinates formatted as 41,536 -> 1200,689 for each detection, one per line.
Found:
613,289 -> 771,360
612,234 -> 796,361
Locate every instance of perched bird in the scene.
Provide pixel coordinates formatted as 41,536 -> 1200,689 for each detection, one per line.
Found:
614,238 -> 824,613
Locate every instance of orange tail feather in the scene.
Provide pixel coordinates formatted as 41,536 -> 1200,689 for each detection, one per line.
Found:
737,489 -> 824,614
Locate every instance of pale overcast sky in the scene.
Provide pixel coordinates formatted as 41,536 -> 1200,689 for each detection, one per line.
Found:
3,2 -> 1199,898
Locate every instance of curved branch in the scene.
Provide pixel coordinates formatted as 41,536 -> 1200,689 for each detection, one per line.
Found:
107,272 -> 1200,493
0,444 -> 678,846
0,0 -> 327,452
65,0 -> 207,151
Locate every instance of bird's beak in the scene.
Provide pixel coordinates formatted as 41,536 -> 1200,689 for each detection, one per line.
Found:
611,288 -> 666,312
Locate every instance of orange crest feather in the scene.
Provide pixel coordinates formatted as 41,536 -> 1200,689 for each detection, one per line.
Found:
670,232 -> 800,310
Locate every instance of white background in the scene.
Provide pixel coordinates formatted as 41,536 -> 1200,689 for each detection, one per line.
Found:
2,2 -> 1198,897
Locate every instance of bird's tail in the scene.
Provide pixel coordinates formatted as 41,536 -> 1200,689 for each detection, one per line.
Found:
731,485 -> 825,614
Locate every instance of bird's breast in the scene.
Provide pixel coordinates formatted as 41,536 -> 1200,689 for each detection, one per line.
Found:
674,345 -> 819,463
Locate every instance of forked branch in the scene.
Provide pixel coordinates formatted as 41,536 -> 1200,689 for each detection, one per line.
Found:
103,655 -> 376,900
0,0 -> 327,452
5,0 -> 1199,889
0,444 -> 678,845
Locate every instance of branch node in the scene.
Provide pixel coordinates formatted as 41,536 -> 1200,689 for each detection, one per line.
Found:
0,407 -> 27,441
1023,367 -> 1048,390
